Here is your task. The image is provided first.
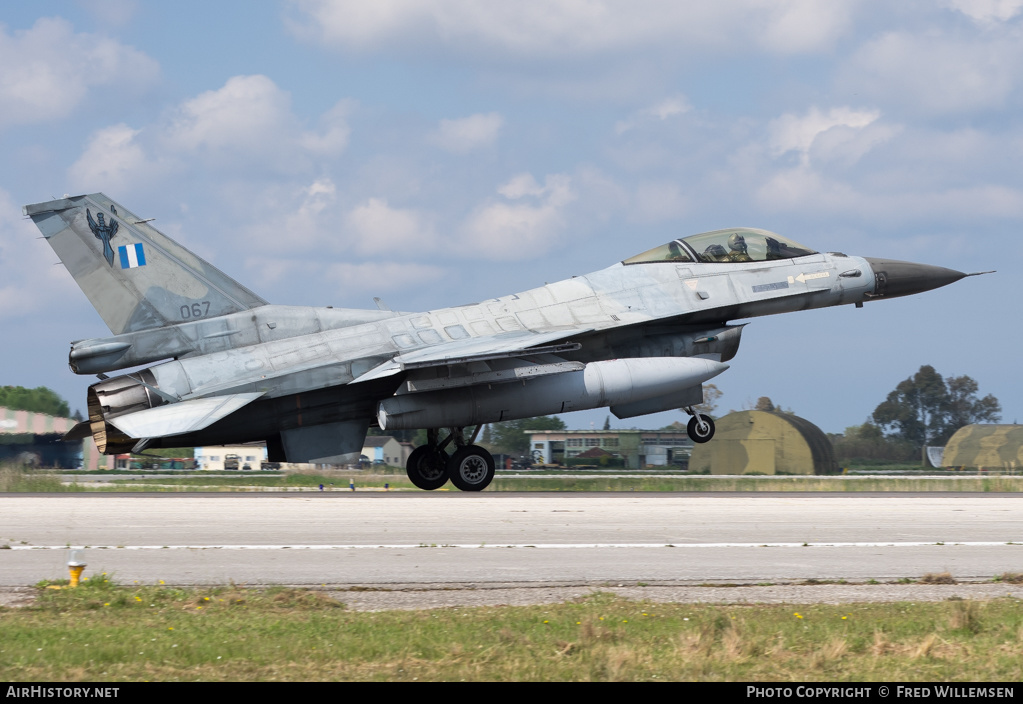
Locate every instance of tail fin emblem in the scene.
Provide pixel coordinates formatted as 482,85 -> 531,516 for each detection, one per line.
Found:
86,205 -> 119,266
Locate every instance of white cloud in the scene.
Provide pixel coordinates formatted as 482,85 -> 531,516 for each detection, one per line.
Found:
496,173 -> 547,200
460,173 -> 575,259
615,95 -> 690,134
0,17 -> 158,129
284,178 -> 339,246
286,0 -> 855,58
163,75 -> 351,167
239,178 -> 342,254
298,100 -> 353,157
67,76 -> 352,190
431,112 -> 503,153
67,124 -> 160,193
755,162 -> 1023,225
345,198 -> 435,254
0,188 -> 80,319
944,0 -> 1023,23
768,107 -> 882,165
165,75 -> 296,154
236,180 -> 435,262
838,32 -> 1019,115
77,0 -> 141,27
756,0 -> 854,53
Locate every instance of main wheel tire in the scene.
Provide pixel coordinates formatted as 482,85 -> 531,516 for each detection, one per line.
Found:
447,445 -> 495,492
687,415 -> 715,443
406,446 -> 450,490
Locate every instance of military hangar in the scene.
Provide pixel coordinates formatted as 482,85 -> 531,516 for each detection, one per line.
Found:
0,406 -> 104,469
941,424 -> 1023,470
688,410 -> 838,475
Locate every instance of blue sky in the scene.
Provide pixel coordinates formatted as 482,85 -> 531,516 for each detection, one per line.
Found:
1,0 -> 1020,433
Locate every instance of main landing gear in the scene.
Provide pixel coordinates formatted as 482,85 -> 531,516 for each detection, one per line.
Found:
406,426 -> 496,492
684,407 -> 715,443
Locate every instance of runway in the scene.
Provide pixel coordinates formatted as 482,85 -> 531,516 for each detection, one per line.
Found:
2,493 -> 1021,598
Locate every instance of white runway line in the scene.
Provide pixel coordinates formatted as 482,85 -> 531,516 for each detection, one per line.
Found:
8,541 -> 1021,550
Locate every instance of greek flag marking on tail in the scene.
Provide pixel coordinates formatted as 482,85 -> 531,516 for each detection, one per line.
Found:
118,243 -> 146,269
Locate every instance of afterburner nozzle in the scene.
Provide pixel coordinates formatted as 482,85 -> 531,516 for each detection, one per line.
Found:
863,257 -> 968,300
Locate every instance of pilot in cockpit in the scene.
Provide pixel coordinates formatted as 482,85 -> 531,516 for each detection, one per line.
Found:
726,232 -> 752,262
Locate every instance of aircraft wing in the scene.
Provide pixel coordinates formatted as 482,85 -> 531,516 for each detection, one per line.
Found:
350,327 -> 591,384
106,392 -> 264,439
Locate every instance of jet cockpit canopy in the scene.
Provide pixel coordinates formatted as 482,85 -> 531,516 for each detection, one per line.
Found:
623,228 -> 817,265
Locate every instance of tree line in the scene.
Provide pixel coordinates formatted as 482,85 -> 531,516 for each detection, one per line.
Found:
0,386 -> 70,418
836,365 -> 999,462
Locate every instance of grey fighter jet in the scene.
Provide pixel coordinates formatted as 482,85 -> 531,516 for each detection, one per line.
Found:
24,193 -> 985,491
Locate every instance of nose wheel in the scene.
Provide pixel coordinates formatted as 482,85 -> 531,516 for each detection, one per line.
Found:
685,410 -> 715,443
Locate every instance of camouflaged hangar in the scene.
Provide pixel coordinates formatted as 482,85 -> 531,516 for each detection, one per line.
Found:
941,425 -> 1023,470
688,410 -> 838,475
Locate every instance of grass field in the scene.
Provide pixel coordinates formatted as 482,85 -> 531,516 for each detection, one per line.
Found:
2,577 -> 1021,681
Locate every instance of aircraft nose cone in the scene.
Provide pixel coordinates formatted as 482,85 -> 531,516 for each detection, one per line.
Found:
863,257 -> 967,300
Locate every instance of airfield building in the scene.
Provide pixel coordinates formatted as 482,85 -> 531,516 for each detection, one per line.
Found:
361,436 -> 409,467
0,406 -> 104,469
525,429 -> 692,468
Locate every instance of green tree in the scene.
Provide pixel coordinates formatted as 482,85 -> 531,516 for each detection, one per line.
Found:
0,386 -> 70,417
945,375 -> 1001,432
486,416 -> 566,455
830,422 -> 916,462
872,366 -> 1000,449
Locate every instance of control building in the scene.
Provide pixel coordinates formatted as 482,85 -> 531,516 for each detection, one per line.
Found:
525,429 -> 692,468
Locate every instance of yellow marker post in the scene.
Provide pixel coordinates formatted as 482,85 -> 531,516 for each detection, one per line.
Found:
68,549 -> 86,588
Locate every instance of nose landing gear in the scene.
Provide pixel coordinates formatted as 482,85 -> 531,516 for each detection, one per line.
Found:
684,407 -> 715,443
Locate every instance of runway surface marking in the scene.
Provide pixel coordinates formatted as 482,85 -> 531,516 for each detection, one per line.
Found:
8,541 -> 1021,550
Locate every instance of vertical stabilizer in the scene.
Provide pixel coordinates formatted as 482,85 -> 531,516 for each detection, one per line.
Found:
24,193 -> 267,335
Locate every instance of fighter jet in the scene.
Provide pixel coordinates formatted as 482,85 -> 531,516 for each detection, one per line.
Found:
24,193 -> 985,491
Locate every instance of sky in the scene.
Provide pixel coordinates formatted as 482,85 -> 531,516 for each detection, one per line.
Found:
1,0 -> 1020,435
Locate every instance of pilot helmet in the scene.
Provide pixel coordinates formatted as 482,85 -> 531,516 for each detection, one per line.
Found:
728,232 -> 747,252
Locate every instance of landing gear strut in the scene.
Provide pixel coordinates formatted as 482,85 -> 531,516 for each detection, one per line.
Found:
405,425 -> 495,492
684,407 -> 715,443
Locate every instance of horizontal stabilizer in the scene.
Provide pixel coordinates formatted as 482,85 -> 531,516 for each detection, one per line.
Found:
62,420 -> 93,442
107,392 -> 264,439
